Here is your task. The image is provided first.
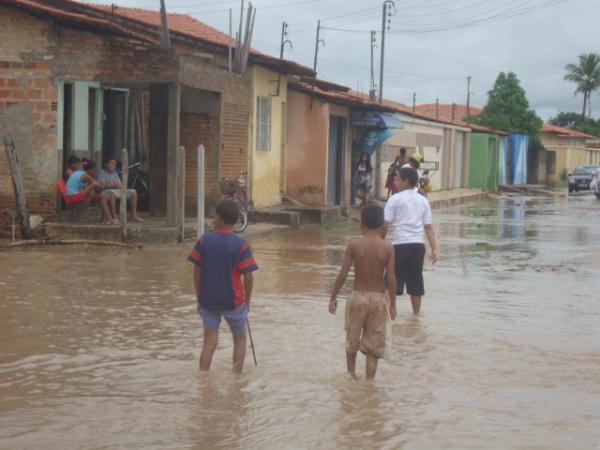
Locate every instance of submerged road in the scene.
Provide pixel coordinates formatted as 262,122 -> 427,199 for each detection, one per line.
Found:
1,195 -> 599,449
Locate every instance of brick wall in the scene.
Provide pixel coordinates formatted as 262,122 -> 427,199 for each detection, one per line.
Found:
180,113 -> 216,214
0,5 -> 58,215
179,55 -> 251,183
1,5 -> 252,219
0,5 -> 178,216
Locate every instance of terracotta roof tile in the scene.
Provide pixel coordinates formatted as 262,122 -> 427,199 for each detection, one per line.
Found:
414,103 -> 482,126
2,0 -> 158,44
64,1 -> 314,76
541,123 -> 595,139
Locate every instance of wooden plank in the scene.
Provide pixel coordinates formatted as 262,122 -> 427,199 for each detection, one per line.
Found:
176,146 -> 185,243
197,145 -> 205,239
2,134 -> 33,240
120,148 -> 128,241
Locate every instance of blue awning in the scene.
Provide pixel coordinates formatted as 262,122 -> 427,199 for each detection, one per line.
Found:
351,111 -> 404,129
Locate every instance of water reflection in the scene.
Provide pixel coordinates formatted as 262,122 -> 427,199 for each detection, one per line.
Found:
1,195 -> 600,449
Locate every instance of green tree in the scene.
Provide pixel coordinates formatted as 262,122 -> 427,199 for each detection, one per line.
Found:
564,53 -> 600,119
549,111 -> 600,137
470,72 -> 543,148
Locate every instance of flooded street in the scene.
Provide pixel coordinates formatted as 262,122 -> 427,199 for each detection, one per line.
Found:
1,195 -> 599,449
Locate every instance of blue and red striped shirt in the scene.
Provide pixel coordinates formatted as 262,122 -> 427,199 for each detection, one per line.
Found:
188,230 -> 258,311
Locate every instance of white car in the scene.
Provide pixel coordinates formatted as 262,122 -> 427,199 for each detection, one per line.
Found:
590,167 -> 600,200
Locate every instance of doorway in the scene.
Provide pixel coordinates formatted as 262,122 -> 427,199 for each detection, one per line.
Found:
102,89 -> 128,164
328,116 -> 346,205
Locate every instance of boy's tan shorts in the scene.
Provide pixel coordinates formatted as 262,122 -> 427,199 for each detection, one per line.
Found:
345,291 -> 391,359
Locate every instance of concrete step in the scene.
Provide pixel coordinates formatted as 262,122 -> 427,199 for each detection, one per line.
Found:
45,222 -> 197,244
284,206 -> 343,224
249,209 -> 300,226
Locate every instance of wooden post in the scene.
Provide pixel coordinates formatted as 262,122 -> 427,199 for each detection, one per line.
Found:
2,134 -> 33,240
120,148 -> 128,241
176,145 -> 185,243
197,145 -> 205,240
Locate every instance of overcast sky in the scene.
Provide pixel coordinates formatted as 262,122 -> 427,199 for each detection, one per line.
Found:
83,0 -> 600,120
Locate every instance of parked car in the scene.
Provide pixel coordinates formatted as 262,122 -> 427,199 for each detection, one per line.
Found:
568,165 -> 600,193
591,167 -> 600,200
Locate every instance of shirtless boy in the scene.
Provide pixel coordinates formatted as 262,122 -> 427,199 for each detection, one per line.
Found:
329,204 -> 397,379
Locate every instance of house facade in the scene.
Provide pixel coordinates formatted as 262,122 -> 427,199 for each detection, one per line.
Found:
285,81 -> 353,206
0,0 -> 313,220
378,113 -> 471,196
541,123 -> 600,181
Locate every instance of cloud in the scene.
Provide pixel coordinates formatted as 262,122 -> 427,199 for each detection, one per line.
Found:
80,0 -> 600,120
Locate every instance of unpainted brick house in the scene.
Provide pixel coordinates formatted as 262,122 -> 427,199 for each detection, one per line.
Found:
0,0 -> 312,221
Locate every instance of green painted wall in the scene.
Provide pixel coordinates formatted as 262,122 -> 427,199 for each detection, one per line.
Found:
469,133 -> 500,190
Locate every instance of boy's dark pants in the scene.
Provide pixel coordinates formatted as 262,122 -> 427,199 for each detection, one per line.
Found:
393,243 -> 426,296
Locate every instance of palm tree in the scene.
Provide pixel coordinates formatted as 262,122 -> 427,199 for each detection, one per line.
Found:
564,53 -> 600,119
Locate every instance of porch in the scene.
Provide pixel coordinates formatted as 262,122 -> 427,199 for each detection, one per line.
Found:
43,215 -> 290,245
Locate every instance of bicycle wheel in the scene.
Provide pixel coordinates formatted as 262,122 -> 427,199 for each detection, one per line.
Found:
233,198 -> 248,233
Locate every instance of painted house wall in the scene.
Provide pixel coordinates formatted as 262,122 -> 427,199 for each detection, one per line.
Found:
541,132 -> 600,180
469,133 -> 500,190
285,90 -> 329,205
377,116 -> 469,196
248,65 -> 287,208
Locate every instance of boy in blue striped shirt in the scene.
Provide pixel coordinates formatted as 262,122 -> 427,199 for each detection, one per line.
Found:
188,200 -> 258,373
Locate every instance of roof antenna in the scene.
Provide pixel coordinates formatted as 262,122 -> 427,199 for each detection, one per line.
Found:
159,0 -> 172,48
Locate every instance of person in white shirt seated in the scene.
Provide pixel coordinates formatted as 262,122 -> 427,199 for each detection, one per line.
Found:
97,158 -> 144,222
383,167 -> 438,314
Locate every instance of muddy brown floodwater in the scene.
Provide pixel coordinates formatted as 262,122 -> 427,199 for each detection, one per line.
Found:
1,196 -> 600,450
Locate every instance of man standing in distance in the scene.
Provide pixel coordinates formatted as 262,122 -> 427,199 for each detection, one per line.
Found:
384,167 -> 437,314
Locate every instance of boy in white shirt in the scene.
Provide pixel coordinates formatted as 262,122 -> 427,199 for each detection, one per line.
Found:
384,167 -> 438,314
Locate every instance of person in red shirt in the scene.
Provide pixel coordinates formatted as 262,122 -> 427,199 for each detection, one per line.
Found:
188,200 -> 258,373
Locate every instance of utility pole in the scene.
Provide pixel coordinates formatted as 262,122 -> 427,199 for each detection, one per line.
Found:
369,30 -> 377,101
412,92 -> 416,114
435,98 -> 439,120
378,0 -> 396,103
310,20 -> 325,107
466,75 -> 472,117
280,21 -> 292,59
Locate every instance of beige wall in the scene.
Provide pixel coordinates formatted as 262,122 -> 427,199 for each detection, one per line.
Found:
541,132 -> 587,149
286,90 -> 329,205
378,116 -> 462,196
547,146 -> 599,179
249,65 -> 287,208
285,90 -> 351,206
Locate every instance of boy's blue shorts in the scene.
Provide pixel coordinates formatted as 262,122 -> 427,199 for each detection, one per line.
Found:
199,304 -> 248,336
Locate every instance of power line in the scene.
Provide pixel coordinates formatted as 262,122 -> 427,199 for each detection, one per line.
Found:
183,0 -> 321,15
320,0 -> 566,34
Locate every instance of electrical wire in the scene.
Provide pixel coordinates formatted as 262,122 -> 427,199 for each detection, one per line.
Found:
320,0 -> 566,34
182,0 -> 321,15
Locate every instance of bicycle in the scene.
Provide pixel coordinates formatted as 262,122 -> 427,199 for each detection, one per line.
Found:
128,161 -> 150,211
115,161 -> 150,211
219,171 -> 249,233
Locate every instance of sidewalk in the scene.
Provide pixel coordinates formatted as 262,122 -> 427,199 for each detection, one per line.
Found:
426,188 -> 489,209
43,217 -> 292,245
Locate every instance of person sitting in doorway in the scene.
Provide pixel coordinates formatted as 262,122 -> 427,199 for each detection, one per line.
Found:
64,155 -> 82,179
97,158 -> 144,222
66,159 -> 117,225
